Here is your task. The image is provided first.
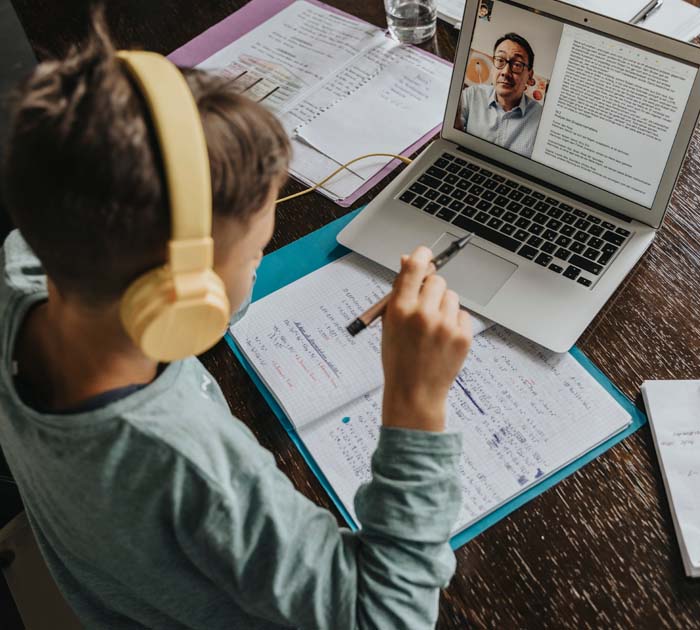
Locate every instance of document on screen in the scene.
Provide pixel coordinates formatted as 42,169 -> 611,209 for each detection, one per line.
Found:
532,25 -> 697,207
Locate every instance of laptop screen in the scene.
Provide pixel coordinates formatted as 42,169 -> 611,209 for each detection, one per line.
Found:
453,0 -> 698,209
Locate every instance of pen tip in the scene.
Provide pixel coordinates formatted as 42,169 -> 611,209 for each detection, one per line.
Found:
346,319 -> 366,337
456,233 -> 473,248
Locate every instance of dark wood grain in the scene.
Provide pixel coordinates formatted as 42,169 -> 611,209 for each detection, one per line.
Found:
9,1 -> 700,627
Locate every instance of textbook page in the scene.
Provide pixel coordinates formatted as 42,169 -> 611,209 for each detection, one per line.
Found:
301,326 -> 631,530
296,48 -> 452,194
231,253 -> 492,428
531,24 -> 697,208
642,380 -> 700,577
196,1 -> 380,113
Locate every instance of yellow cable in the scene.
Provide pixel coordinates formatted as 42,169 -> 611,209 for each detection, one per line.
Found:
276,153 -> 413,204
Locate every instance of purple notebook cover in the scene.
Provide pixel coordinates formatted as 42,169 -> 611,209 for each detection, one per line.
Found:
168,0 -> 448,207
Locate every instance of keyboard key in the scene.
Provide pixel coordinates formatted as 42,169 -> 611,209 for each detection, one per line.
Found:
425,201 -> 441,214
502,223 -> 516,235
452,214 -> 522,252
427,166 -> 447,179
508,201 -> 523,213
561,225 -> 575,237
466,162 -> 480,171
518,245 -> 538,260
514,229 -> 529,241
572,208 -> 587,217
542,241 -> 557,254
488,217 -> 503,229
490,206 -> 504,218
587,215 -> 601,225
438,194 -> 452,205
425,189 -> 439,200
602,230 -> 624,246
453,157 -> 466,166
571,242 -> 585,254
475,211 -> 490,223
588,224 -> 603,237
549,263 -> 563,273
535,201 -> 549,212
508,189 -> 524,201
546,218 -> 562,230
533,212 -> 548,225
506,178 -> 519,188
546,197 -> 560,206
602,243 -> 618,255
439,183 -> 454,195
569,254 -> 602,275
515,217 -> 531,229
452,189 -> 467,201
494,195 -> 510,207
535,252 -> 553,267
492,173 -> 506,183
527,235 -> 543,248
470,184 -> 485,196
435,158 -> 449,168
577,277 -> 592,287
456,178 -> 471,191
547,207 -> 563,219
574,230 -> 590,243
463,206 -> 477,217
543,229 -> 558,242
471,173 -> 486,185
441,153 -> 455,161
532,191 -> 545,200
458,167 -> 473,179
555,247 -> 572,261
602,221 -> 616,230
583,247 -> 599,261
561,212 -> 576,225
559,203 -> 573,212
477,200 -> 492,211
598,252 -> 613,265
519,184 -> 532,194
480,167 -> 493,177
446,163 -> 461,174
588,237 -> 603,249
411,196 -> 428,209
482,190 -> 497,201
529,224 -> 544,236
409,182 -> 427,194
418,174 -> 440,188
466,194 -> 479,206
400,191 -> 416,203
503,211 -> 517,223
496,184 -> 510,195
564,265 -> 581,280
521,195 -> 537,207
436,207 -> 455,222
483,179 -> 498,191
574,218 -> 590,230
616,226 -> 631,237
520,207 -> 534,218
444,173 -> 459,185
449,199 -> 465,212
556,235 -> 572,247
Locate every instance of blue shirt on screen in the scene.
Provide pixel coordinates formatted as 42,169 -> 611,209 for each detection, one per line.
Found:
460,85 -> 543,158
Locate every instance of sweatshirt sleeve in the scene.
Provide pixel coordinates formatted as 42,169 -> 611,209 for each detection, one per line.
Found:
179,426 -> 462,630
2,229 -> 46,295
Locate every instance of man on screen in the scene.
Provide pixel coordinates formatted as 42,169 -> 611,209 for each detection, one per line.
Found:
458,33 -> 542,158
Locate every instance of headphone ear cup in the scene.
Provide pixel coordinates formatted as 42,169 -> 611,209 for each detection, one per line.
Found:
121,267 -> 230,362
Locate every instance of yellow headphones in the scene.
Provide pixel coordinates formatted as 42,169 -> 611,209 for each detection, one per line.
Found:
116,51 -> 230,362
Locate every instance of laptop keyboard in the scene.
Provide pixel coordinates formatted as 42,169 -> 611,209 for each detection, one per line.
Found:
397,152 -> 633,288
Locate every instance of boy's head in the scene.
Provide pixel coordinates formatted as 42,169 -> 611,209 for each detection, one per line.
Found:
3,14 -> 290,316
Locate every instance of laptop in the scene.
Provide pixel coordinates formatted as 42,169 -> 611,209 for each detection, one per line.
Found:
337,0 -> 700,352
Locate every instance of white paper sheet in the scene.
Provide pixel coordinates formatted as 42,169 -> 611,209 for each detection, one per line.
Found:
642,380 -> 700,577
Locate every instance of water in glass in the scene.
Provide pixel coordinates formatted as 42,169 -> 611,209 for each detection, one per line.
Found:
385,0 -> 437,44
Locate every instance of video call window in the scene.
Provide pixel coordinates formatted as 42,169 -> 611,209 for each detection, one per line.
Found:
454,0 -> 697,208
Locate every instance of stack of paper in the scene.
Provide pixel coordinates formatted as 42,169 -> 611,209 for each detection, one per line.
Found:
642,380 -> 700,578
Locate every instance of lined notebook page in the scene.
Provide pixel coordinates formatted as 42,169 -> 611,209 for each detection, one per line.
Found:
300,326 -> 631,531
231,253 -> 491,427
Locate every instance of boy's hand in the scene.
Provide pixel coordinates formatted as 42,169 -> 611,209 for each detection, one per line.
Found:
381,246 -> 472,433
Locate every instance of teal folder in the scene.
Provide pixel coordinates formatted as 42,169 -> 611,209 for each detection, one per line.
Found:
224,208 -> 647,549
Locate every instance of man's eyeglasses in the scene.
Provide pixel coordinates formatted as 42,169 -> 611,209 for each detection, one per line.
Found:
492,56 -> 530,74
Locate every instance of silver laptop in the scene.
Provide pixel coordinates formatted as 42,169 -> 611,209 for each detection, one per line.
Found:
338,0 -> 700,352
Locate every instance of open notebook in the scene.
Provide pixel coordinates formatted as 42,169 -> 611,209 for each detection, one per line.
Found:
230,252 -> 632,535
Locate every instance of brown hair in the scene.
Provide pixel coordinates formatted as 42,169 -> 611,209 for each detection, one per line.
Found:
3,13 -> 290,305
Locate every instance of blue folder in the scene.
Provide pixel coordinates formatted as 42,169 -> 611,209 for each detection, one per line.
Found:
224,208 -> 647,549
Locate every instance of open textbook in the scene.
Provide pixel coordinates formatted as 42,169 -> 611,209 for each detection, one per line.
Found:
187,0 -> 452,204
231,253 -> 632,534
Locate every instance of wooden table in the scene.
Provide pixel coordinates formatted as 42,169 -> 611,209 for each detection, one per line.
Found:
11,1 -> 700,627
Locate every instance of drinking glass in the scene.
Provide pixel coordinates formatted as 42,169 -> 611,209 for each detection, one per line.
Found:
384,0 -> 437,45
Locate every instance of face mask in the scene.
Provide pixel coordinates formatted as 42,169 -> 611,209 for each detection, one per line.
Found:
229,270 -> 256,326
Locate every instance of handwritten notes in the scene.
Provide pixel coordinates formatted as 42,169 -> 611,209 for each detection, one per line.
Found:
302,326 -> 631,530
642,380 -> 700,577
232,252 -> 630,536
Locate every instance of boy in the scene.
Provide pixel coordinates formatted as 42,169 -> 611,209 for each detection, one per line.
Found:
0,17 -> 472,630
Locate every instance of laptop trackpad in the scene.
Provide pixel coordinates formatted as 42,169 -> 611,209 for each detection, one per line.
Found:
431,232 -> 517,306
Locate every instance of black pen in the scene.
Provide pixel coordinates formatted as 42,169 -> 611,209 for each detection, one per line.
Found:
346,233 -> 474,336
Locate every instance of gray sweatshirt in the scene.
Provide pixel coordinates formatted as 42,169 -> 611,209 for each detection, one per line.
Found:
0,230 -> 462,629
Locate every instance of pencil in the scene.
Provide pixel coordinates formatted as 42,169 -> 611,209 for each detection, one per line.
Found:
346,233 -> 474,336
